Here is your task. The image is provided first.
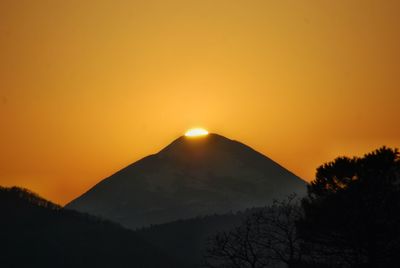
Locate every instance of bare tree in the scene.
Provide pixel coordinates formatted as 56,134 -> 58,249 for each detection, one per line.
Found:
204,194 -> 303,268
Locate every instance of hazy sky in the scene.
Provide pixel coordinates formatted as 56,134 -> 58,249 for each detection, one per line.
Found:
1,0 -> 399,205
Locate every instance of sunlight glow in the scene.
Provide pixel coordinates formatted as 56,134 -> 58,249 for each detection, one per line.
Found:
185,128 -> 209,137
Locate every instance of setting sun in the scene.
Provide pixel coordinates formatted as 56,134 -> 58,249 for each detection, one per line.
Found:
185,128 -> 209,137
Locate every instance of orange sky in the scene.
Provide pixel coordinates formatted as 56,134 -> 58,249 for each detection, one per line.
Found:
1,0 -> 399,205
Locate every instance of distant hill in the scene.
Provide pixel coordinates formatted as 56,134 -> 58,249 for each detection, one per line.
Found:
67,133 -> 306,229
0,186 -> 184,268
136,209 -> 259,267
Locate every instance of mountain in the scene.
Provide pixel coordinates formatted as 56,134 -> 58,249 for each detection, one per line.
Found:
67,133 -> 306,229
0,186 -> 184,268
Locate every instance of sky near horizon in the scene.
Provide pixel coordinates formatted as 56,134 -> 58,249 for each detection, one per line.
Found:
1,0 -> 399,205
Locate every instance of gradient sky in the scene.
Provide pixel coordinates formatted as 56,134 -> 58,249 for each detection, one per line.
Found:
1,0 -> 399,205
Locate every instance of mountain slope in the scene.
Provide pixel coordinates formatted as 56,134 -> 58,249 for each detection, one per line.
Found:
67,133 -> 306,228
0,186 -> 183,268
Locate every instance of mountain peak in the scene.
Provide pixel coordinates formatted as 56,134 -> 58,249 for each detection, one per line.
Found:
160,133 -> 236,153
158,133 -> 265,166
67,133 -> 306,228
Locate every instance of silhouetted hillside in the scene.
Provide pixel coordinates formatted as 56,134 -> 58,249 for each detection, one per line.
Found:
136,208 -> 261,267
67,133 -> 306,228
0,186 -> 184,268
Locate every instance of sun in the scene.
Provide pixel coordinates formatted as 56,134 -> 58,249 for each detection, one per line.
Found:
185,128 -> 209,137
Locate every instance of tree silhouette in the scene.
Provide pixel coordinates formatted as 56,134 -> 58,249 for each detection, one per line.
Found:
204,195 -> 303,268
299,147 -> 400,267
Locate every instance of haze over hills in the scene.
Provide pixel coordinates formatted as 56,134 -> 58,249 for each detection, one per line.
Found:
67,133 -> 306,229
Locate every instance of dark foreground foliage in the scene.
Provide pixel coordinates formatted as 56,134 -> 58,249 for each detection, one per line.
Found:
300,146 -> 400,267
205,146 -> 400,268
0,186 -> 183,268
204,195 -> 303,268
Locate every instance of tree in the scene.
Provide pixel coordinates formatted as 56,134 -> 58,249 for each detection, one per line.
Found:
204,195 -> 303,268
299,147 -> 400,268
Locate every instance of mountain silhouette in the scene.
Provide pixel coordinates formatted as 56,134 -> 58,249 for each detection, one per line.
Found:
67,133 -> 306,228
136,209 -> 256,267
0,186 -> 183,268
